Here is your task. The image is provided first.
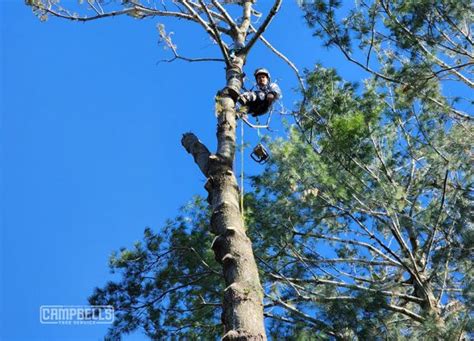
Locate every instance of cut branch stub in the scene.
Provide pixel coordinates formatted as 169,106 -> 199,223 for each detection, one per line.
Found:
181,132 -> 211,176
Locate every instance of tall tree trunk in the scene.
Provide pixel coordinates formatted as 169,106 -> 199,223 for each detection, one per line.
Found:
182,54 -> 266,340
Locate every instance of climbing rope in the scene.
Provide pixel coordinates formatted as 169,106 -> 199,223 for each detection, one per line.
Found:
240,119 -> 244,219
238,105 -> 277,219
256,116 -> 262,140
241,109 -> 275,130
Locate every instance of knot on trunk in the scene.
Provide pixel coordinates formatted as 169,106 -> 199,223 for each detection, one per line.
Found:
222,330 -> 265,341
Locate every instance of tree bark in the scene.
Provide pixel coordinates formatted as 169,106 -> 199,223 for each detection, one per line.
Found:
182,53 -> 266,340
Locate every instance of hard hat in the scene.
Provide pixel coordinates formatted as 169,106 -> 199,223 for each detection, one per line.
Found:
254,68 -> 271,81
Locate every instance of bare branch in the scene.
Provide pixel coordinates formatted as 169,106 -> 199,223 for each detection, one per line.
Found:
269,274 -> 425,304
293,254 -> 400,267
177,1 -> 222,49
366,4 -> 378,68
423,169 -> 450,268
250,25 -> 306,92
318,200 -> 426,289
157,24 -> 224,64
292,229 -> 402,266
385,303 -> 424,323
436,247 -> 453,305
181,133 -> 211,176
185,1 -> 233,35
240,1 -> 253,35
264,312 -> 297,325
30,2 -> 195,22
197,0 -> 231,64
435,5 -> 474,46
370,134 -> 395,185
242,0 -> 282,54
211,0 -> 238,34
424,95 -> 471,120
159,55 -> 225,64
86,0 -> 102,16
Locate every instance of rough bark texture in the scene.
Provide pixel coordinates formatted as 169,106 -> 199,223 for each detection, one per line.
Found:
182,53 -> 266,340
28,0 -> 278,338
414,273 -> 445,328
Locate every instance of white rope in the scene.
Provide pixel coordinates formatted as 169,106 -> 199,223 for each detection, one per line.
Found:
240,119 -> 244,219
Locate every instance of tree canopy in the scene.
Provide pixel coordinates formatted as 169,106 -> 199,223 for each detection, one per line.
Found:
27,0 -> 473,339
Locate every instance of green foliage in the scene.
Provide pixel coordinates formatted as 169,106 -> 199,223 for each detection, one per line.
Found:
89,197 -> 222,340
83,1 -> 472,339
247,61 -> 471,338
300,0 -> 472,120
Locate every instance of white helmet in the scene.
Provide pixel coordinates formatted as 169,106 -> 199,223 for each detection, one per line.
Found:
254,68 -> 271,81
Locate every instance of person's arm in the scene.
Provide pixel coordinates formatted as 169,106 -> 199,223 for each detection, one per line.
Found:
265,83 -> 281,104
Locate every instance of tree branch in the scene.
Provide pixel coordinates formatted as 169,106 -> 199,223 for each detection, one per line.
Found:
197,0 -> 231,65
380,0 -> 474,88
292,229 -> 401,266
240,1 -> 253,35
241,0 -> 282,54
157,23 -> 225,64
312,12 -> 472,120
181,133 -> 211,176
423,169 -> 449,269
30,2 -> 195,22
211,0 -> 238,34
177,1 -> 222,50
270,296 -> 337,337
269,274 -> 425,304
385,303 -> 425,323
250,25 -> 306,92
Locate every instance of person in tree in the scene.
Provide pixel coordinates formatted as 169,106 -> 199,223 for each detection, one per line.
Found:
238,68 -> 282,117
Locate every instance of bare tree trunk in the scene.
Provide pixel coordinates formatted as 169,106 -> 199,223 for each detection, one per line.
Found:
182,54 -> 266,340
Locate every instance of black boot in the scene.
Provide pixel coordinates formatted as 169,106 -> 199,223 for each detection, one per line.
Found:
237,94 -> 248,105
225,84 -> 240,101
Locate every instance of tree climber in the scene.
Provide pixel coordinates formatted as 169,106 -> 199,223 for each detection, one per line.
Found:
238,68 -> 282,117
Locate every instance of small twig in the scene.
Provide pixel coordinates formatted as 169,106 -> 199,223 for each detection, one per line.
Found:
366,4 -> 377,68
87,0 -> 101,16
158,55 -> 224,64
157,23 -> 224,65
413,109 -> 450,163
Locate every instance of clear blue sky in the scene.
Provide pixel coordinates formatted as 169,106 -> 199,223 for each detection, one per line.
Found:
1,2 -> 358,340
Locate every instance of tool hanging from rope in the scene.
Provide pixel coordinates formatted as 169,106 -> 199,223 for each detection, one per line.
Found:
236,67 -> 281,164
239,111 -> 272,217
237,67 -> 282,214
238,110 -> 273,163
250,143 -> 270,164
